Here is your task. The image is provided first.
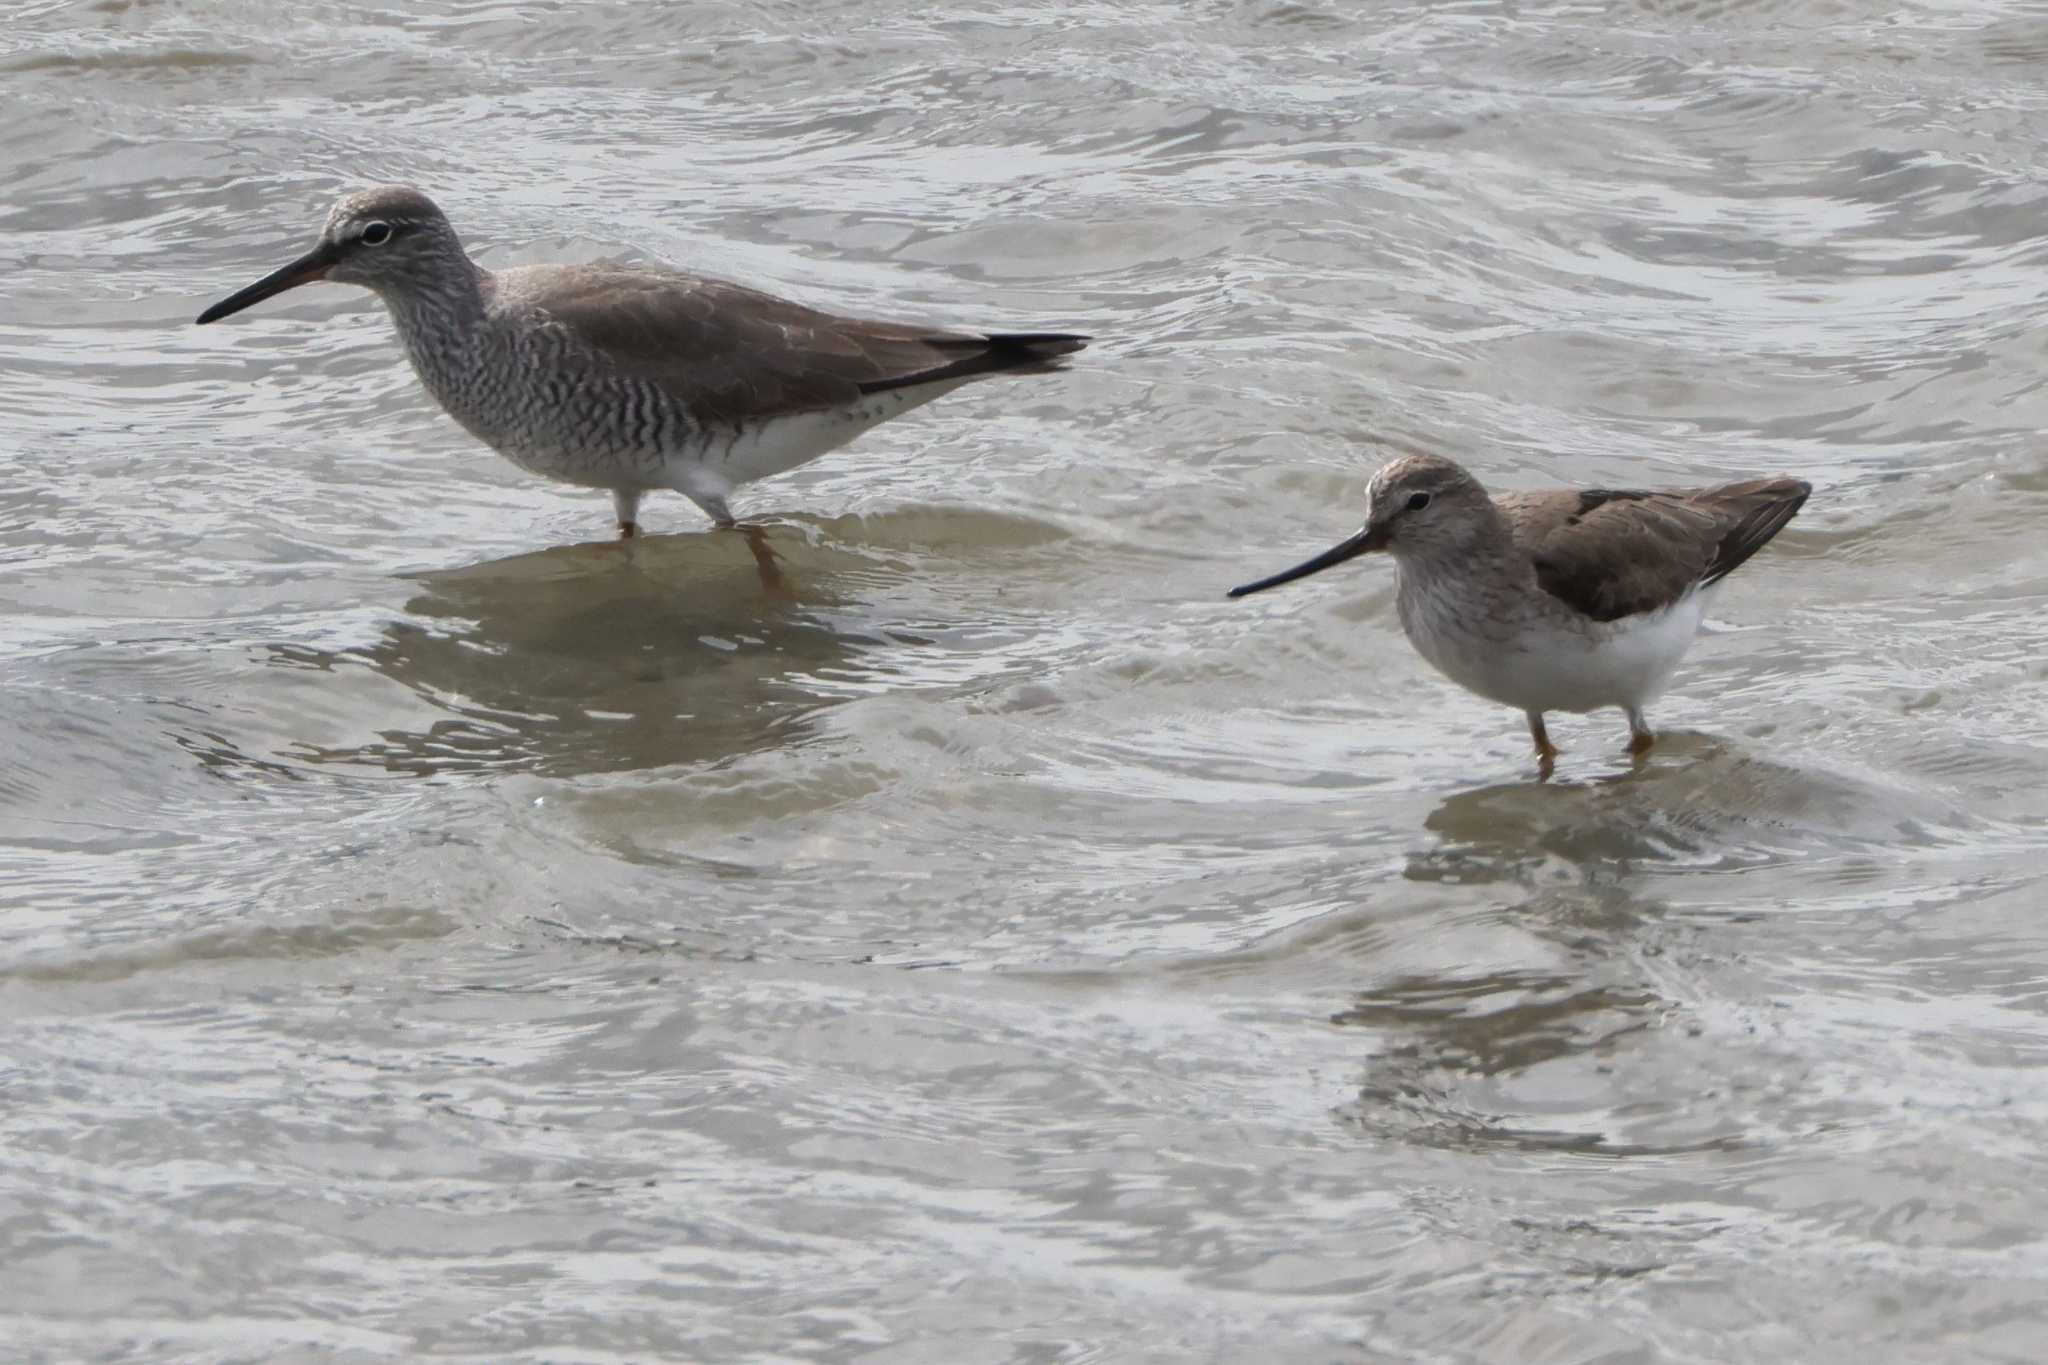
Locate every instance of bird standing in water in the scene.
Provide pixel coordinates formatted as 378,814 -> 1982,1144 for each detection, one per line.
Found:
196,186 -> 1088,580
1229,453 -> 1810,774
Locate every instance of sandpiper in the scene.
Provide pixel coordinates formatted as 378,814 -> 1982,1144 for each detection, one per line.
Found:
195,186 -> 1088,565
1228,453 -> 1809,771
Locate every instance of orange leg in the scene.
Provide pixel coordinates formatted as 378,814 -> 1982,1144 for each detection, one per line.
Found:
1625,707 -> 1654,758
1528,711 -> 1559,779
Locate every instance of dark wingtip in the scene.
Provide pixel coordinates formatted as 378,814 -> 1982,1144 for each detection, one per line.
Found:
855,330 -> 1092,395
990,331 -> 1090,359
1759,477 -> 1814,525
1698,476 -> 1814,589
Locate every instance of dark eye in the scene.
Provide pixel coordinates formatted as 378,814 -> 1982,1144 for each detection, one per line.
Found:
359,221 -> 393,246
1406,491 -> 1432,512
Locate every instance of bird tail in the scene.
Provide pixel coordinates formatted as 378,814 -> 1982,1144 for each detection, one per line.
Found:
986,332 -> 1090,362
857,332 -> 1090,394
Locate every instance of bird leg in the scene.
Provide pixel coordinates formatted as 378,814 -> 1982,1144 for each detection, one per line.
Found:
611,490 -> 643,542
1625,707 -> 1655,758
1528,711 -> 1559,779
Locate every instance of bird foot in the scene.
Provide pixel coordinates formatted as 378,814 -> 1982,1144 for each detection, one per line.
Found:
618,520 -> 639,540
1627,730 -> 1656,758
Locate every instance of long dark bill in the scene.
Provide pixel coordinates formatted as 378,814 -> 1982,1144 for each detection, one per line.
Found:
194,240 -> 342,324
1226,524 -> 1385,598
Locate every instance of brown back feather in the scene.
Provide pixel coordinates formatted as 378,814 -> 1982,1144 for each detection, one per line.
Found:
521,268 -> 1084,428
1511,478 -> 1810,622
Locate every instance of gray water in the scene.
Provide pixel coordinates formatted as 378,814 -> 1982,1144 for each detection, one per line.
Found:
5,1 -> 2048,1360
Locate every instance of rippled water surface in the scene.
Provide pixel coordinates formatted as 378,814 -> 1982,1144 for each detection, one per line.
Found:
6,1 -> 2048,1360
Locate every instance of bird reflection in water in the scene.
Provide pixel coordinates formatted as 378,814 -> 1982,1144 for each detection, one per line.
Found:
267,528 -> 903,779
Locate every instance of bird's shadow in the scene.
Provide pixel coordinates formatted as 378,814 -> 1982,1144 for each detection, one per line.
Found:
261,505 -> 1070,780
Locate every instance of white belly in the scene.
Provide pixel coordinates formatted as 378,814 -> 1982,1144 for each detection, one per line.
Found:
1402,578 -> 1710,715
660,386 -> 953,504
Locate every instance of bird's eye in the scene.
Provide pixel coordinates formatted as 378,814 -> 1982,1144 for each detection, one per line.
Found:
359,221 -> 393,246
1406,491 -> 1432,512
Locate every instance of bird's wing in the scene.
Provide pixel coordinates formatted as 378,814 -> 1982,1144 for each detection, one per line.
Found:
1505,479 -> 1810,623
505,266 -> 1085,428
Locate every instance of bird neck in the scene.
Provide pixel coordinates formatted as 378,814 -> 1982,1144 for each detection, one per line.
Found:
381,257 -> 490,340
1391,502 -> 1521,621
380,261 -> 491,390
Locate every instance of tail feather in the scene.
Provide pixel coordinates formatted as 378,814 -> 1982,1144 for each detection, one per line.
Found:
857,332 -> 1090,395
985,331 -> 1090,359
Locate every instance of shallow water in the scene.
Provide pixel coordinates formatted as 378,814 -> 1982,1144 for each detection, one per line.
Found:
5,0 -> 2048,1360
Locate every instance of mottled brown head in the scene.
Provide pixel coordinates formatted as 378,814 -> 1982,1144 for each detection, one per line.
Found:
195,185 -> 468,324
1228,452 -> 1494,598
1360,453 -> 1493,555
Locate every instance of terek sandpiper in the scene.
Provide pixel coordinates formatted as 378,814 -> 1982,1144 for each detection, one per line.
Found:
1229,453 -> 1810,771
195,186 -> 1088,569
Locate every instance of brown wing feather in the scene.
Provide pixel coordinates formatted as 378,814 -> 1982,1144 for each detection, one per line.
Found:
513,267 -> 1084,428
1694,477 -> 1812,587
1508,479 -> 1810,623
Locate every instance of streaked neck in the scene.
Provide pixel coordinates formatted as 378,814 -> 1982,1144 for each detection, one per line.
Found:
380,255 -> 490,337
